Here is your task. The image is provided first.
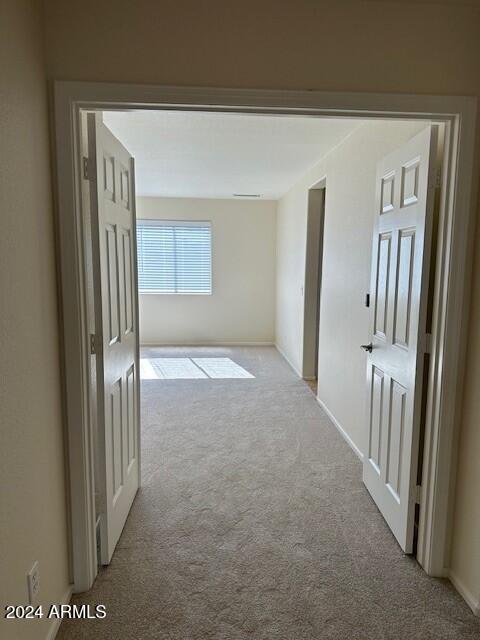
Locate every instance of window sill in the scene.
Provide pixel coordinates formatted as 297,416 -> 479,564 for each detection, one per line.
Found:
139,292 -> 213,296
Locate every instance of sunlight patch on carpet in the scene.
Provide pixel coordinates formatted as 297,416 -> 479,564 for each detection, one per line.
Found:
140,357 -> 255,380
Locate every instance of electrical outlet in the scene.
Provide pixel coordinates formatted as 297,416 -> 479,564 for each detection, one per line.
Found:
27,561 -> 40,604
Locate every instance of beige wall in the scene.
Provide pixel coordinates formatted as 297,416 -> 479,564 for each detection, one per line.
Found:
13,0 -> 478,615
43,0 -> 480,96
137,197 -> 276,345
0,1 -> 70,639
450,264 -> 480,607
276,120 -> 428,453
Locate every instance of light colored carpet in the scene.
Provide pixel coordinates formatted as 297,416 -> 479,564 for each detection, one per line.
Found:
58,346 -> 480,639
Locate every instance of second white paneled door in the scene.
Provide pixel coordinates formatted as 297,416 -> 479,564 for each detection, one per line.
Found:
88,113 -> 140,564
363,126 -> 437,553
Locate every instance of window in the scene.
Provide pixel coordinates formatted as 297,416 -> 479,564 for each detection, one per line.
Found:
136,220 -> 212,294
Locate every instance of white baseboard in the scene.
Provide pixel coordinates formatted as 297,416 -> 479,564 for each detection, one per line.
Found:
140,341 -> 274,347
275,343 -> 303,378
316,397 -> 364,462
46,585 -> 73,640
275,343 -> 364,462
449,570 -> 480,616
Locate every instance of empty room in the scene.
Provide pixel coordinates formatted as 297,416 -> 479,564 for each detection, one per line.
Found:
57,108 -> 480,638
3,2 -> 480,640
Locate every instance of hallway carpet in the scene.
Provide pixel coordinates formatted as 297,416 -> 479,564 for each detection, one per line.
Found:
58,347 -> 480,639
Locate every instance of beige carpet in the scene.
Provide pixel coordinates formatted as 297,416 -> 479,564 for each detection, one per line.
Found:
58,346 -> 480,639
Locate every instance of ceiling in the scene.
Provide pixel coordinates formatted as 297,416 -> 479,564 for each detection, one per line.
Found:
102,110 -> 362,200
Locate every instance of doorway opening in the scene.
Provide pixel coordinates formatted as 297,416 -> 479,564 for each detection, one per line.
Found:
82,110 -> 453,574
302,179 -> 326,392
53,85 -> 476,617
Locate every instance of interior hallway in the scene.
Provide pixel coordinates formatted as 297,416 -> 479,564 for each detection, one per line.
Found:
58,347 -> 480,639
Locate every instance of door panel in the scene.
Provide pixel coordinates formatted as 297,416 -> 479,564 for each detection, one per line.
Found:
369,365 -> 384,472
110,377 -> 123,498
393,229 -> 415,349
380,171 -> 395,213
126,364 -> 136,468
105,224 -> 120,345
385,379 -> 406,500
363,126 -> 437,553
122,230 -> 134,336
374,233 -> 391,339
88,113 -> 140,564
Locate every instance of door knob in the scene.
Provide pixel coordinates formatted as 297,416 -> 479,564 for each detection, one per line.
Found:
361,342 -> 373,353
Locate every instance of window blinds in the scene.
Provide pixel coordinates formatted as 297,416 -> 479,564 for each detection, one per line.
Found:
136,220 -> 212,294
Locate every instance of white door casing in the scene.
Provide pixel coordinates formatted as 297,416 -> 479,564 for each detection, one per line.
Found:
88,113 -> 140,564
363,126 -> 438,553
53,84 -> 476,593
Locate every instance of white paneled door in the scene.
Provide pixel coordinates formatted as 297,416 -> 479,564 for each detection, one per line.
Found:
88,113 -> 140,564
363,126 -> 437,553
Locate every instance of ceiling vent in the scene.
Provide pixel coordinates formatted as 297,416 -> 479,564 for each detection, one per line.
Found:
233,193 -> 261,198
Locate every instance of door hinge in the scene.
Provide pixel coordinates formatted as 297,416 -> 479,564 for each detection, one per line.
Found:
89,333 -> 97,355
424,332 -> 432,354
82,156 -> 93,180
414,484 -> 422,505
95,516 -> 101,564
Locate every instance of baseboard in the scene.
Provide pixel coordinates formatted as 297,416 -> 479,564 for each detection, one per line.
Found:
316,397 -> 364,462
449,570 -> 480,616
271,346 -> 364,462
140,341 -> 274,347
274,343 -> 303,378
45,585 -> 73,640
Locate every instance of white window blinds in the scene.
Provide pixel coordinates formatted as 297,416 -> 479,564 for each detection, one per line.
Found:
136,220 -> 212,294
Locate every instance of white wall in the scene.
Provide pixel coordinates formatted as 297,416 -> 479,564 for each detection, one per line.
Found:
137,197 -> 276,345
276,120 -> 427,454
0,2 -> 70,639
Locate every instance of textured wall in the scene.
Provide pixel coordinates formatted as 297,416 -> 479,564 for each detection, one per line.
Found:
276,120 -> 427,454
0,1 -> 70,639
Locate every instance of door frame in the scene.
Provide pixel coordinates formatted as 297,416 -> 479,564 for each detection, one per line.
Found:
52,81 -> 477,593
302,178 -> 326,381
